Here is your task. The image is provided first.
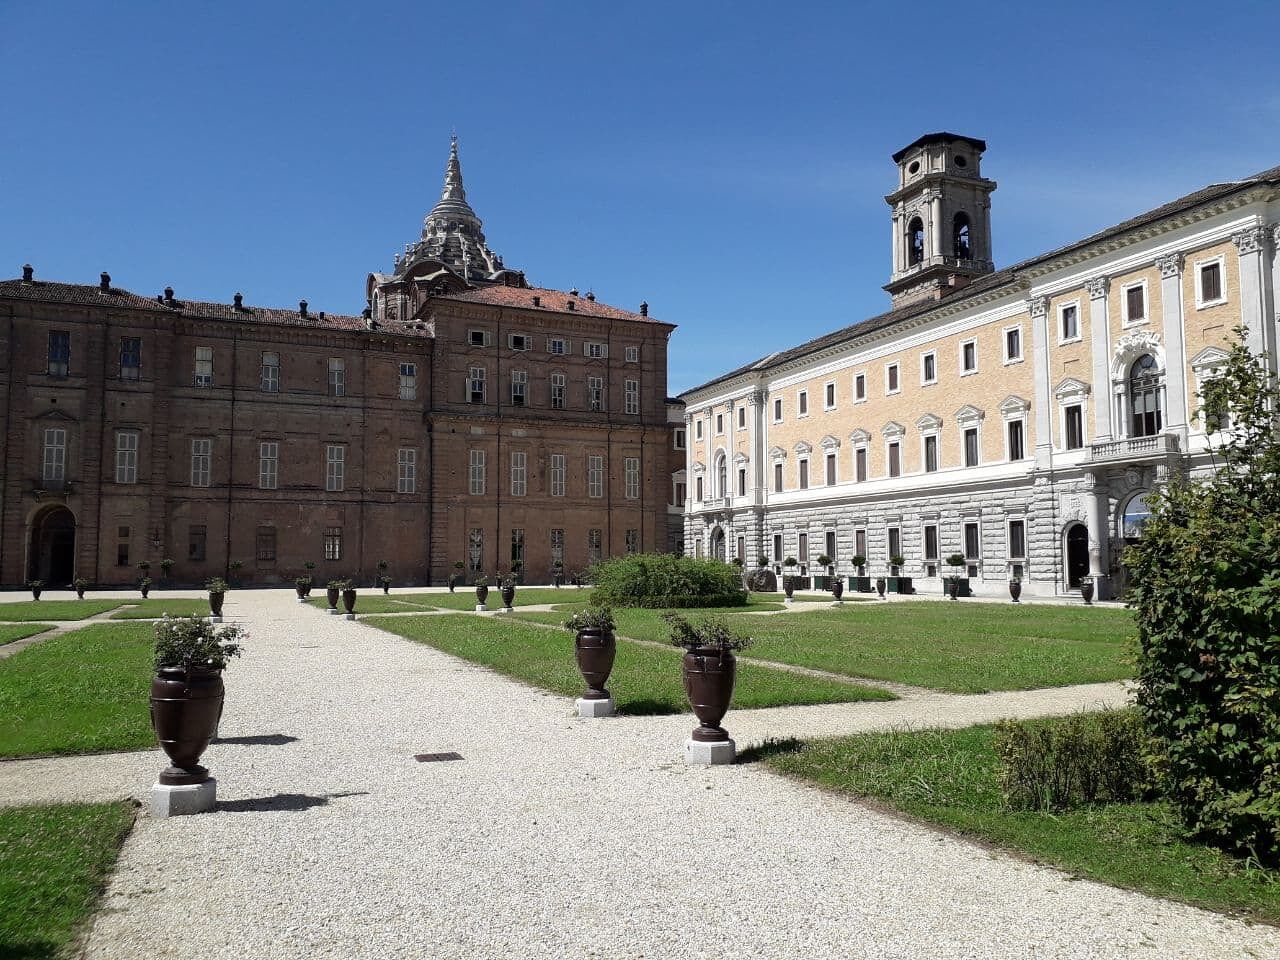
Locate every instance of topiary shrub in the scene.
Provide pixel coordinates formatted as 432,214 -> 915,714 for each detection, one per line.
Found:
589,554 -> 748,609
1127,331 -> 1280,864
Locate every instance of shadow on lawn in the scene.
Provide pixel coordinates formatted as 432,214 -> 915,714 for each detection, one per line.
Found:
735,737 -> 805,764
617,698 -> 678,717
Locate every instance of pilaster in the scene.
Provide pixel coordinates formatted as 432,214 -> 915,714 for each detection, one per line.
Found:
1154,251 -> 1188,438
1233,226 -> 1270,360
1086,276 -> 1112,442
1027,296 -> 1052,468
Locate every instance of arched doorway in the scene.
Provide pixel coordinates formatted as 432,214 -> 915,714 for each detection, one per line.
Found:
709,528 -> 726,562
1065,523 -> 1089,588
29,506 -> 76,585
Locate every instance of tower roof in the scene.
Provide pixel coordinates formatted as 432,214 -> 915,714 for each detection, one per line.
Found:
892,132 -> 986,163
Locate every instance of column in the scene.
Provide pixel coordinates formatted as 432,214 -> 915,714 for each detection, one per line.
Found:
890,213 -> 901,277
1083,471 -> 1111,600
980,198 -> 993,263
1027,296 -> 1053,469
1155,252 -> 1188,439
1267,225 -> 1280,375
1233,226 -> 1270,361
929,192 -> 943,259
1086,276 -> 1113,442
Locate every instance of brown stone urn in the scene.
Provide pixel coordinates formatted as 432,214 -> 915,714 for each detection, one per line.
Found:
150,667 -> 224,785
574,628 -> 616,700
342,588 -> 357,614
682,647 -> 737,742
209,590 -> 225,617
1081,579 -> 1095,605
501,584 -> 516,608
783,576 -> 794,599
876,578 -> 886,599
831,579 -> 844,601
1009,580 -> 1022,603
476,583 -> 489,606
326,585 -> 340,609
947,577 -> 960,601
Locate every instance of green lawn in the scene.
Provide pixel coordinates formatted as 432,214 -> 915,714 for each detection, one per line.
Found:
306,587 -> 595,614
514,602 -> 1133,693
763,722 -> 1280,924
0,623 -> 54,647
0,600 -> 122,622
109,598 -> 212,619
0,801 -> 134,959
306,594 -> 439,614
0,622 -> 156,758
366,614 -> 892,714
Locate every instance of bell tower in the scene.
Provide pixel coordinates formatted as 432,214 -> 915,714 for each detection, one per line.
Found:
884,133 -> 996,308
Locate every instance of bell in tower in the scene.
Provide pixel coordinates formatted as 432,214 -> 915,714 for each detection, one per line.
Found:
883,133 -> 996,308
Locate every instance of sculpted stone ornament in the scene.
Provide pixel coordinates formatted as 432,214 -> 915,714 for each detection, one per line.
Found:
1154,252 -> 1183,279
1232,226 -> 1268,256
1026,296 -> 1048,319
1086,276 -> 1110,299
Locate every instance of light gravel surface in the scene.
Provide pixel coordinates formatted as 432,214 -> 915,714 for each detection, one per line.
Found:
3,590 -> 1272,959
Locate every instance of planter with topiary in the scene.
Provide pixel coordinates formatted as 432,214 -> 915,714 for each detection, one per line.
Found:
302,562 -> 316,597
342,584 -> 357,616
813,554 -> 832,591
665,613 -> 751,764
27,579 -> 42,601
848,554 -> 871,593
326,580 -> 343,613
139,577 -> 152,599
450,561 -> 464,592
566,606 -> 617,717
499,573 -> 516,611
159,558 -> 175,582
206,577 -> 228,619
944,554 -> 969,600
783,557 -> 797,601
1009,576 -> 1022,603
887,555 -> 912,595
295,577 -> 310,601
73,577 -> 88,600
474,576 -> 489,611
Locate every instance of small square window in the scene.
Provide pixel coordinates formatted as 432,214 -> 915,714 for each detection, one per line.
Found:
469,329 -> 489,347
508,333 -> 530,351
547,338 -> 568,355
625,345 -> 639,363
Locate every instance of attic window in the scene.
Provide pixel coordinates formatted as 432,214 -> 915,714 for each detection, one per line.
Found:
954,155 -> 968,168
908,161 -> 920,174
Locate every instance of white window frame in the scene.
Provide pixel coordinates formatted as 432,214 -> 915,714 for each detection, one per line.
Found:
1194,254 -> 1227,309
550,453 -> 566,497
960,338 -> 978,376
737,405 -> 746,430
1057,299 -> 1082,345
824,451 -> 837,486
1062,402 -> 1086,451
42,427 -> 67,483
397,448 -> 416,494
695,419 -> 704,440
853,443 -> 868,482
115,431 -> 138,484
550,372 -> 566,409
853,371 -> 867,403
624,456 -> 640,499
921,522 -> 940,562
962,425 -> 981,467
469,449 -> 486,496
587,455 -> 604,498
920,428 -> 940,474
260,352 -> 280,393
920,350 -> 937,386
190,438 -> 211,487
327,357 -> 345,397
1005,417 -> 1027,462
1121,278 -> 1149,326
1003,324 -> 1024,364
823,380 -> 837,411
625,345 -> 639,363
507,333 -> 530,351
587,376 -> 604,412
469,329 -> 491,347
797,390 -> 809,418
468,366 -> 486,403
885,439 -> 902,478
194,346 -> 213,387
715,413 -> 724,435
510,369 -> 527,406
259,440 -> 279,490
885,362 -> 901,395
772,398 -> 783,423
625,379 -> 639,415
797,456 -> 810,490
399,363 -> 417,400
585,341 -> 607,359
510,450 -> 527,496
1007,517 -> 1027,560
325,444 -> 345,492
547,337 -> 568,356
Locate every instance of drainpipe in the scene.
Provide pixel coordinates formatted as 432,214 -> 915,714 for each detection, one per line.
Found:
222,326 -> 239,579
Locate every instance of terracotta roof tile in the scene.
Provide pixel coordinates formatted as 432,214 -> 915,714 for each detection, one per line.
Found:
434,284 -> 668,325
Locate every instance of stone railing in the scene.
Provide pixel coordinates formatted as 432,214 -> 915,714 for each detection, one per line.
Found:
1086,433 -> 1179,463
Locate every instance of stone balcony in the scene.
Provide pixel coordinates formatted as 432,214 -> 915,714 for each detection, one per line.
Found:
1086,432 -> 1179,464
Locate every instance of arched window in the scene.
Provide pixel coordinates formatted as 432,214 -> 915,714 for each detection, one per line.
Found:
1121,492 -> 1153,540
1129,354 -> 1163,437
907,218 -> 924,265
953,212 -> 971,260
715,454 -> 728,499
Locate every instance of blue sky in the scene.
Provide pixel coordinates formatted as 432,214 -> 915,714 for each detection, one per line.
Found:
3,1 -> 1279,393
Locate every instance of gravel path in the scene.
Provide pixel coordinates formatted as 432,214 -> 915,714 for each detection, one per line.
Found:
6,590 -> 1271,959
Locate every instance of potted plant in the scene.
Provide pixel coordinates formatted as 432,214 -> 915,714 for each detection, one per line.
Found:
139,576 -> 152,598
888,555 -> 912,595
664,612 -> 751,748
150,614 -> 244,787
137,560 -> 151,579
326,579 -> 343,612
294,576 -> 311,601
206,577 -> 228,618
945,554 -> 968,600
731,556 -> 744,569
303,561 -> 316,596
229,559 -> 243,587
159,557 -> 175,581
499,572 -> 516,609
831,576 -> 844,602
565,606 -> 616,703
875,576 -> 886,599
552,559 -> 564,588
783,556 -> 797,600
342,582 -> 357,615
450,561 -> 464,593
849,554 -> 870,593
1080,577 -> 1095,605
1009,576 -> 1022,603
756,555 -> 769,569
27,579 -> 42,601
73,577 -> 88,600
474,575 -> 489,608
814,554 -> 832,591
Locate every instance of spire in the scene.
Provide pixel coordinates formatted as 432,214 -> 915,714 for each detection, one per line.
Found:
440,135 -> 466,203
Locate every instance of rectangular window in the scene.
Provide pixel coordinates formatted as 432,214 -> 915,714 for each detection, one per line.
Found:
1008,519 -> 1026,559
624,457 -> 640,499
115,431 -> 138,484
716,413 -> 724,434
325,444 -> 345,491
1005,327 -> 1022,362
587,376 -> 604,412
1060,303 -> 1079,342
888,526 -> 902,561
886,363 -> 900,393
1065,404 -> 1084,450
260,352 -> 280,392
550,373 -> 566,409
964,521 -> 980,559
256,526 -> 277,562
469,329 -> 489,347
1199,261 -> 1223,304
695,419 -> 704,440
194,346 -> 213,387
468,528 -> 483,572
1125,284 -> 1146,323
259,441 -> 279,489
1007,420 -> 1025,461
773,398 -> 783,422
674,428 -> 686,450
398,448 -> 416,494
888,441 -> 901,477
854,373 -> 866,401
586,342 -> 607,359
550,453 -> 566,497
587,528 -> 603,563
737,467 -> 746,497
964,428 -> 979,467
188,524 -> 206,562
625,379 -> 639,415
773,461 -> 783,492
921,352 -> 936,384
923,524 -> 939,561
855,528 -> 867,562
625,345 -> 639,363
117,539 -> 130,567
773,533 -> 783,562
511,451 -> 527,496
327,358 -> 345,397
550,528 -> 565,565
798,391 -> 808,416
855,447 -> 867,482
510,369 -> 527,406
737,406 -> 746,429
508,333 -> 530,352
626,529 -> 639,554
47,330 -> 70,377
190,438 -> 211,487
41,427 -> 66,484
961,339 -> 977,374
924,434 -> 938,473
825,530 -> 837,562
798,459 -> 809,490
468,366 -> 486,403
547,337 -> 567,355
587,455 -> 604,498
798,532 -> 808,564
469,449 -> 486,495
399,363 -> 417,400
824,382 -> 836,409
825,452 -> 836,485
695,476 -> 704,501
324,526 -> 342,561
511,528 -> 525,567
119,337 -> 141,380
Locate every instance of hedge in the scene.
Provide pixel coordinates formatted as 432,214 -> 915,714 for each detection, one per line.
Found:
588,554 -> 748,609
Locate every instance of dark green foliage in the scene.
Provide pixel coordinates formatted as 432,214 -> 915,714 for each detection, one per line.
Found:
153,615 -> 243,671
996,710 -> 1153,811
661,612 -> 752,651
1127,331 -> 1280,864
563,605 -> 615,633
589,554 -> 748,609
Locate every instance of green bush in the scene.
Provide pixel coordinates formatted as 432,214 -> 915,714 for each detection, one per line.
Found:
1127,331 -> 1280,864
995,710 -> 1153,812
589,554 -> 748,609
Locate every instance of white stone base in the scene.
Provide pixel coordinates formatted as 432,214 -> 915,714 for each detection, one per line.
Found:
208,615 -> 222,624
344,612 -> 356,621
475,603 -> 488,612
685,738 -> 736,765
327,608 -> 339,615
297,597 -> 307,603
151,778 -> 216,817
831,600 -> 843,607
498,606 -> 514,614
784,597 -> 794,605
576,697 -> 615,718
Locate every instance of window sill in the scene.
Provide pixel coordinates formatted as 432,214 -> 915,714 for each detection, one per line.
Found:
1121,318 -> 1149,328
884,389 -> 901,397
1195,298 -> 1229,311
1003,356 -> 1024,366
1057,336 -> 1083,347
921,379 -> 937,388
960,369 -> 979,378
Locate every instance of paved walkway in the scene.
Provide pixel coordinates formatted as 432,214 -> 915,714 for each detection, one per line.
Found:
2,590 -> 1274,959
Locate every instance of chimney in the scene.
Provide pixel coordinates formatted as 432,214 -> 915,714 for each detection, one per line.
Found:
567,300 -> 575,311
532,295 -> 541,307
569,287 -> 579,296
233,292 -> 243,310
585,291 -> 595,301
21,264 -> 33,282
319,311 -> 326,321
299,300 -> 308,318
99,272 -> 110,292
163,287 -> 175,305
639,301 -> 648,317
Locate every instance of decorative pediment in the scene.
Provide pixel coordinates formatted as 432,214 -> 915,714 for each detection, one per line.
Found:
691,460 -> 706,474
819,434 -> 841,450
954,404 -> 985,426
1190,345 -> 1230,374
1112,330 -> 1164,379
32,407 -> 77,422
882,420 -> 905,440
732,451 -> 749,465
794,440 -> 812,455
916,413 -> 942,432
849,428 -> 871,445
999,395 -> 1030,416
1054,377 -> 1090,400
768,446 -> 787,460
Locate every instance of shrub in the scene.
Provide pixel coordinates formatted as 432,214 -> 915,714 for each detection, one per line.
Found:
154,615 -> 244,672
662,612 -> 752,651
589,554 -> 748,609
564,606 -> 615,633
205,577 -> 228,594
995,710 -> 1154,812
1127,331 -> 1280,864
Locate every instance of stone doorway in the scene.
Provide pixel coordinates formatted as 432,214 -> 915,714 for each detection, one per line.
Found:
1065,523 -> 1088,589
29,505 -> 76,585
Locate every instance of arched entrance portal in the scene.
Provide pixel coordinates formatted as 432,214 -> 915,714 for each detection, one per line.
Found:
709,527 -> 726,562
29,506 -> 77,585
1065,523 -> 1089,588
